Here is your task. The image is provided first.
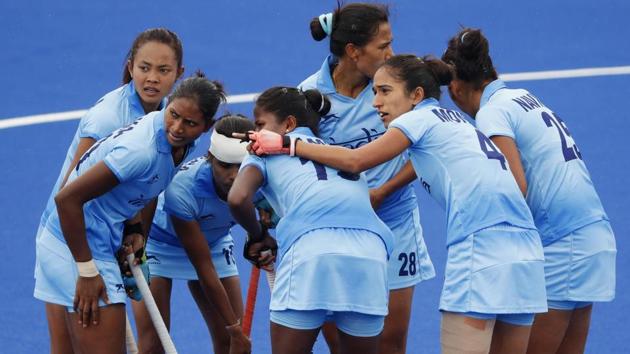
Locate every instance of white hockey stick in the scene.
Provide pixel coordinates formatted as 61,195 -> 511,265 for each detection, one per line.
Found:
126,253 -> 177,354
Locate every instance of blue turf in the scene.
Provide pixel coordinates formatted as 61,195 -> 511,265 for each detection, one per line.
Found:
1,1 -> 629,353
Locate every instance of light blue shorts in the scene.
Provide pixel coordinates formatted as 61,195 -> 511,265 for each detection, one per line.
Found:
544,220 -> 616,304
462,311 -> 535,326
145,235 -> 238,280
270,309 -> 384,337
270,228 -> 388,316
384,207 -> 435,290
440,224 -> 547,315
33,227 -> 127,309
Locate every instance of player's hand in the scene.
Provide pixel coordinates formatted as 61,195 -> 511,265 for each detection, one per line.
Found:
233,130 -> 291,156
117,233 -> 145,276
73,275 -> 110,328
243,234 -> 277,268
369,187 -> 386,211
226,324 -> 252,354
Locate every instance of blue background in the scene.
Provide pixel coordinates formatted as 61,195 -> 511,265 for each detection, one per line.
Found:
1,1 -> 628,352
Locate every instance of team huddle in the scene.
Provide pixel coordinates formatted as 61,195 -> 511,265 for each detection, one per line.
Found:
32,3 -> 616,354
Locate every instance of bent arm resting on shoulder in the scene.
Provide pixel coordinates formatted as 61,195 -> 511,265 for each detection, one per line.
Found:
228,166 -> 265,241
172,216 -> 240,327
55,161 -> 120,262
295,128 -> 411,174
490,135 -> 528,197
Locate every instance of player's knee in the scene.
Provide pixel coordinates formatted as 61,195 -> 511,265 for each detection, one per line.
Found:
379,328 -> 407,354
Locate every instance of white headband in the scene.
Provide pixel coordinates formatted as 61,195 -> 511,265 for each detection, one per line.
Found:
208,129 -> 249,164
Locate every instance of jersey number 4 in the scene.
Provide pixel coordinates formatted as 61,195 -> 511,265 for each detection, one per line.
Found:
475,130 -> 507,170
541,112 -> 582,162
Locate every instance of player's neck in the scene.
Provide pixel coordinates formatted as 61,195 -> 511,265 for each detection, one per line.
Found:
332,59 -> 369,99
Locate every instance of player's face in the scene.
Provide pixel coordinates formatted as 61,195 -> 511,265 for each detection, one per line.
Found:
354,22 -> 394,79
253,109 -> 289,134
372,67 -> 418,127
164,97 -> 207,148
210,157 -> 240,198
128,41 -> 182,113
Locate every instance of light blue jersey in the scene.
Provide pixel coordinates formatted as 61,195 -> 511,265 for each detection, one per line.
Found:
389,98 -> 536,247
39,82 -> 163,227
241,127 -> 393,257
45,111 -> 195,261
150,157 -> 235,247
476,80 -> 608,246
299,56 -> 416,223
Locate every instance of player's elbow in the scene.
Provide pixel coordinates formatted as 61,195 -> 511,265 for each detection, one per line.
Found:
227,187 -> 250,210
347,154 -> 369,174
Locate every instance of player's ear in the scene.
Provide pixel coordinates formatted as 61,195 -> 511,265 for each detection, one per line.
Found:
285,115 -> 298,133
411,86 -> 425,105
127,60 -> 133,79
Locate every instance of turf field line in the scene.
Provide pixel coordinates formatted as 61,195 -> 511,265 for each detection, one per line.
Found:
2,65 -> 629,130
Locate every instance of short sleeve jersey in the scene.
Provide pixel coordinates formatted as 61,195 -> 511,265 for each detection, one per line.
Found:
390,98 -> 536,247
46,111 -> 194,261
475,80 -> 608,245
150,157 -> 235,247
299,56 -> 417,223
240,127 -> 393,257
39,82 -> 164,226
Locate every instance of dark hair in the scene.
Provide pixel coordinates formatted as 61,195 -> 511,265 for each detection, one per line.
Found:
254,87 -> 331,136
214,113 -> 254,137
310,3 -> 389,57
382,55 -> 452,100
123,28 -> 184,84
441,28 -> 498,89
169,71 -> 226,125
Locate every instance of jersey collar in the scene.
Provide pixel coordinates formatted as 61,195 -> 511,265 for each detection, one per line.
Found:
413,97 -> 440,111
480,79 -> 507,108
288,126 -> 315,137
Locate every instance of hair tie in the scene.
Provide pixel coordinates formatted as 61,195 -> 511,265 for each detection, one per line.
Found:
318,92 -> 326,113
460,31 -> 469,43
318,13 -> 333,36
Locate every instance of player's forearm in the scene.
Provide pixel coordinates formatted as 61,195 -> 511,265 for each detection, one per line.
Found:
295,140 -> 369,174
378,160 -> 417,197
187,241 -> 239,324
228,191 -> 262,240
55,195 -> 92,262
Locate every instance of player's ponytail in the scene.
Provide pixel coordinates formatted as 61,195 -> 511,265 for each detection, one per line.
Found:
304,89 -> 332,117
442,28 -> 498,89
382,54 -> 452,100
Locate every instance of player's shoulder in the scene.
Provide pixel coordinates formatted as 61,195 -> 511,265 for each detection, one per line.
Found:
298,71 -> 321,90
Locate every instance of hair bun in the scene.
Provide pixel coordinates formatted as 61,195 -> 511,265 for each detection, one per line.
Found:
304,89 -> 331,116
309,16 -> 328,41
458,29 -> 489,61
423,56 -> 453,86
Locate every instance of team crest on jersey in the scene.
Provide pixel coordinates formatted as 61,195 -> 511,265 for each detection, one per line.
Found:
199,213 -> 215,220
146,255 -> 160,264
147,174 -> 160,184
129,194 -> 153,207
